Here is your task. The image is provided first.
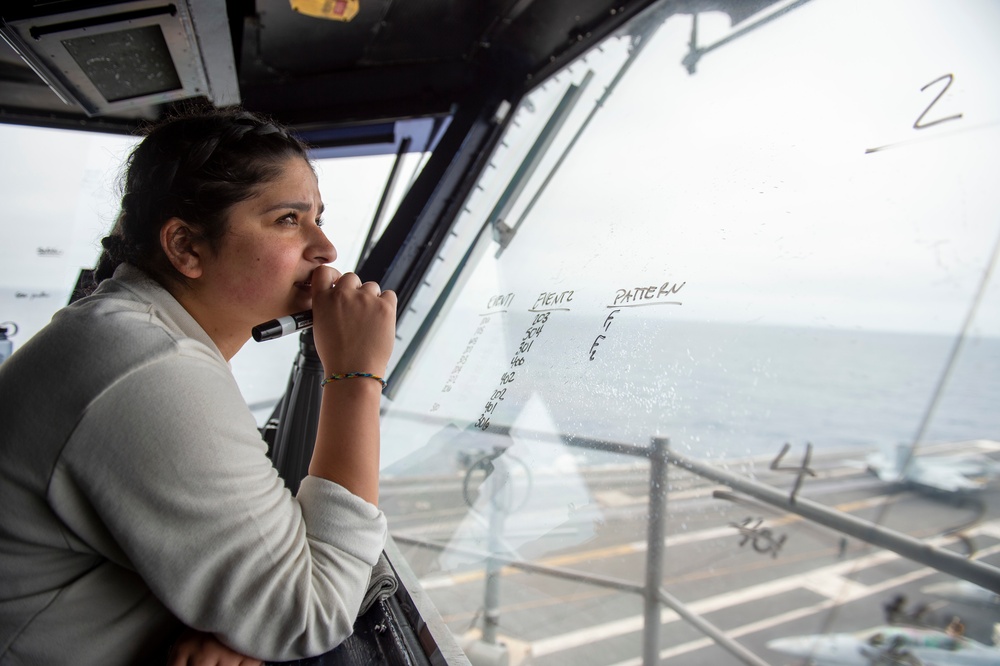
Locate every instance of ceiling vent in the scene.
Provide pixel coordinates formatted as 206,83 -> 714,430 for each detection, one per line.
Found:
0,1 -> 239,116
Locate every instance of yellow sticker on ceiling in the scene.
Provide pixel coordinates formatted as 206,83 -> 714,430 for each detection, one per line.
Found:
290,0 -> 359,22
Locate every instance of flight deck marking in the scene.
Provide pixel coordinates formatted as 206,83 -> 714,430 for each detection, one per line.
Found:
533,531 -> 1000,661
412,494 -> 908,589
417,525 -> 1000,656
535,564 -> 929,659
609,557 -> 993,666
415,494 -> 910,590
417,498 -> 990,648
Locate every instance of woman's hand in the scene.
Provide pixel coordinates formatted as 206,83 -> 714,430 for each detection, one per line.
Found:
309,266 -> 396,377
307,265 -> 396,504
168,629 -> 262,666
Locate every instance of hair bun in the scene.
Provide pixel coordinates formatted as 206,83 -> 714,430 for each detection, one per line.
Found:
100,234 -> 127,259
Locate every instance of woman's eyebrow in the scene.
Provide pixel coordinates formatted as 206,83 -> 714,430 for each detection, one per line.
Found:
261,201 -> 324,214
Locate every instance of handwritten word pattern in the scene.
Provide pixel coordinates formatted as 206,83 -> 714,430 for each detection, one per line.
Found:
613,281 -> 684,307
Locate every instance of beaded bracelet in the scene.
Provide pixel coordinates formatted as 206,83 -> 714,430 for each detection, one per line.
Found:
320,372 -> 387,390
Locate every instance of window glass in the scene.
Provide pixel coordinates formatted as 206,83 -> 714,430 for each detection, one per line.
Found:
380,1 -> 1000,663
0,124 -> 134,344
0,123 -> 425,424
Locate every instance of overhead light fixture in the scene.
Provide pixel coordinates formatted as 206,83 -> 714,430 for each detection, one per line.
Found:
0,0 -> 239,116
290,0 -> 360,22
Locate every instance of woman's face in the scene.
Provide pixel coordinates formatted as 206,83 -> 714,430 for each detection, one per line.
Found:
193,156 -> 335,343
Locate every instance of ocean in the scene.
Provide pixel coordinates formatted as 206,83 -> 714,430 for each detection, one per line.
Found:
538,319 -> 999,457
378,316 -> 1000,471
371,316 -> 1000,559
4,289 -> 997,469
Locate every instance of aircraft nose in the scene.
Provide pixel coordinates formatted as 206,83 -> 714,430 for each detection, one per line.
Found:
766,635 -> 821,659
766,634 -> 855,663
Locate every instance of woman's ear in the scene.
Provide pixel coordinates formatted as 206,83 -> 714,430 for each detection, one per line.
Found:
160,218 -> 203,279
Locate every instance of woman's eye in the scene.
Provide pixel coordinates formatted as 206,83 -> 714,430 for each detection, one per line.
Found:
278,213 -> 298,226
315,217 -> 325,228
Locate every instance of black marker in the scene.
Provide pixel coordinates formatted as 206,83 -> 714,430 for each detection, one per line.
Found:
252,310 -> 312,342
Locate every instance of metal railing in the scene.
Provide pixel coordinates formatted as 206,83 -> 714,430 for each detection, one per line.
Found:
390,426 -> 1000,665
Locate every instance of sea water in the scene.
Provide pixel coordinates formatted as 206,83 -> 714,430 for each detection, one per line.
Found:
5,285 -> 997,465
380,316 -> 1000,468
526,319 -> 1000,461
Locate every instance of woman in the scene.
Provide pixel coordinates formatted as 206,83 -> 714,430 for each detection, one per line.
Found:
0,109 -> 396,664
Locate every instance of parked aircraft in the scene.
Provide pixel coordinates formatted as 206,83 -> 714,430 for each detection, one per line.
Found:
767,624 -> 1000,666
865,443 -> 999,496
922,580 -> 1000,610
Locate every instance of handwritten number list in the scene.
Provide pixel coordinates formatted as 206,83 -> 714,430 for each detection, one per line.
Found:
475,310 -> 551,431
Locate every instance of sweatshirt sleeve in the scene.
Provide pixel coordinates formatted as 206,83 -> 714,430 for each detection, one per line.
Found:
50,351 -> 387,660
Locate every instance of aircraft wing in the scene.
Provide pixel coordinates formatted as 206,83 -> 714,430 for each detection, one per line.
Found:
908,462 -> 989,493
922,580 -> 1000,608
769,626 -> 1000,666
865,451 -> 903,482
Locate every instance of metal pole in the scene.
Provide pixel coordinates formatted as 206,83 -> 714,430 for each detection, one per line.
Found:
666,448 -> 1000,595
394,534 -> 773,666
482,473 -> 504,645
268,329 -> 324,494
656,586 -> 771,666
642,436 -> 669,665
481,452 -> 512,645
356,136 -> 412,267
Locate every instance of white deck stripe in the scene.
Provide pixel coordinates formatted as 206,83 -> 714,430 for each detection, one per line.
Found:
419,494 -> 901,590
610,565 -> 971,666
531,523 -> 1000,658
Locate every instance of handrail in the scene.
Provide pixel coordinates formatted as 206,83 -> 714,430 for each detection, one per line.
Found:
382,417 -> 1000,664
662,438 -> 1000,595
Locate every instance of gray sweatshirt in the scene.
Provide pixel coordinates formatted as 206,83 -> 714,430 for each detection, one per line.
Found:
0,265 -> 387,664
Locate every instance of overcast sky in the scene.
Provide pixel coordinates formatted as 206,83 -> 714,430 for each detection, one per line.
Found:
440,0 -> 1000,339
2,0 -> 999,355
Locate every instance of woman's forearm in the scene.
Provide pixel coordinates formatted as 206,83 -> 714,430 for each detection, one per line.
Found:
309,378 -> 383,505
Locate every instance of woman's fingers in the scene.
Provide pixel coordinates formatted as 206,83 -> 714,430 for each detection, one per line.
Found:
314,270 -> 395,300
310,265 -> 342,296
310,271 -> 396,375
332,271 -> 396,301
333,272 -> 381,295
332,270 -> 361,289
379,288 -> 397,305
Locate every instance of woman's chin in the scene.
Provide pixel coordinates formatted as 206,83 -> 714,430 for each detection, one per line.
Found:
292,295 -> 313,312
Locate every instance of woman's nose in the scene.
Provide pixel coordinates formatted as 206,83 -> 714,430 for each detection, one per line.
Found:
308,225 -> 336,265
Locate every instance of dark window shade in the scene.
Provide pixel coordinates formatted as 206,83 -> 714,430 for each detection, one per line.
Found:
62,26 -> 181,102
